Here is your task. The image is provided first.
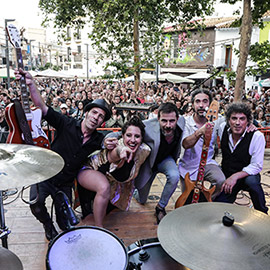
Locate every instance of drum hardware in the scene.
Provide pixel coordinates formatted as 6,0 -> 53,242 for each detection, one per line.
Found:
0,246 -> 23,270
222,211 -> 234,227
133,240 -> 150,262
128,238 -> 188,270
3,188 -> 18,197
0,190 -> 10,248
0,143 -> 64,248
158,202 -> 270,270
56,191 -> 79,230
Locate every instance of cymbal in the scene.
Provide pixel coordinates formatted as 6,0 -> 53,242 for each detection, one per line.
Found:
0,247 -> 23,270
0,144 -> 64,190
158,202 -> 270,270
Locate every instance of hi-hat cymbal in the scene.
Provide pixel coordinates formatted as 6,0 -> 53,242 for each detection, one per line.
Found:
0,144 -> 64,190
0,247 -> 23,270
158,202 -> 270,270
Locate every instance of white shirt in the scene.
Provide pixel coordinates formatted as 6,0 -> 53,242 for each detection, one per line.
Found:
218,122 -> 265,175
179,115 -> 224,180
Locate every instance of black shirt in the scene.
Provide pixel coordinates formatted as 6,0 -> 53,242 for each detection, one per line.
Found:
153,126 -> 182,170
221,127 -> 254,178
44,107 -> 104,186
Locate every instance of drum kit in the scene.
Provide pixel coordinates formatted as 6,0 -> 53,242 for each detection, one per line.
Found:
0,143 -> 64,269
1,144 -> 270,270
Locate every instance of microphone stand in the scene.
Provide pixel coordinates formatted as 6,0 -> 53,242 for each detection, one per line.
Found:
188,67 -> 224,95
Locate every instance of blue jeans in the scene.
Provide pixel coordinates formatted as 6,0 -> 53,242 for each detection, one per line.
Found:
136,156 -> 179,208
214,174 -> 268,214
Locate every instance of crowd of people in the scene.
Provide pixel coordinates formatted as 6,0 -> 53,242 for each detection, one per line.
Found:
1,74 -> 270,129
0,70 -> 269,242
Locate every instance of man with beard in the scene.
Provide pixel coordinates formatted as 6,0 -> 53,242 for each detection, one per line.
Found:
178,89 -> 226,200
14,69 -> 112,241
134,102 -> 185,223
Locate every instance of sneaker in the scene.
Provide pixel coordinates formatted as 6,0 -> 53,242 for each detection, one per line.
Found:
155,206 -> 167,224
43,222 -> 58,241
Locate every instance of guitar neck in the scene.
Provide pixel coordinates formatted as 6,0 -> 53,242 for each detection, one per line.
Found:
15,48 -> 31,116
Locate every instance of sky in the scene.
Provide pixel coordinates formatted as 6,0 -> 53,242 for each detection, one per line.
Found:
1,0 -> 43,28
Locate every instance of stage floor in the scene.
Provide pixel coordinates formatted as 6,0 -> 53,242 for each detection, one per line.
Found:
4,150 -> 270,270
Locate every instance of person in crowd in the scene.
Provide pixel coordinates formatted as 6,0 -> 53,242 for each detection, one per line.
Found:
65,97 -> 76,115
51,97 -> 61,112
14,68 -> 113,241
72,101 -> 85,120
60,103 -> 69,116
179,89 -> 226,200
148,104 -> 159,119
105,105 -> 124,128
77,116 -> 151,227
0,106 -> 9,143
215,102 -> 268,214
261,113 -> 270,127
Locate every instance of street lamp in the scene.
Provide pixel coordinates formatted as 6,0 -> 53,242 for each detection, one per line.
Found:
5,19 -> 15,89
85,44 -> 89,80
29,39 -> 35,70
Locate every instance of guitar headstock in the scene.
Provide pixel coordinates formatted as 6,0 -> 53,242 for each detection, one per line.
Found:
205,100 -> 219,122
6,24 -> 21,48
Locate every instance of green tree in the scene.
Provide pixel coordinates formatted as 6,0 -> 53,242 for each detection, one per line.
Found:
39,0 -> 270,94
221,0 -> 270,100
246,41 -> 270,77
39,0 -> 214,91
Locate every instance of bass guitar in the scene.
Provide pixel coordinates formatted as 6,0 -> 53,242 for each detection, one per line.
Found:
5,24 -> 49,148
175,100 -> 219,208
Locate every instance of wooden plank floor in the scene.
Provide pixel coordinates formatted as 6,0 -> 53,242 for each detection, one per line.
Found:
3,149 -> 270,270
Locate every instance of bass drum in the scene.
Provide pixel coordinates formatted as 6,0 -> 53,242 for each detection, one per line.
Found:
46,226 -> 128,270
127,238 -> 189,270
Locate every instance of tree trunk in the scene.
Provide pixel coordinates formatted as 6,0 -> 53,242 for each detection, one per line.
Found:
234,0 -> 252,101
133,4 -> 140,92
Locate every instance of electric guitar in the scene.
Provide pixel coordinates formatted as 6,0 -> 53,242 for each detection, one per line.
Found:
175,100 -> 219,208
5,24 -> 49,148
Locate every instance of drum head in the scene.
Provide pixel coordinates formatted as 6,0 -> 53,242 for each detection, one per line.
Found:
47,226 -> 127,270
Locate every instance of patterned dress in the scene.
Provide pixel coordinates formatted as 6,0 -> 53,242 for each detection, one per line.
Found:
84,139 -> 151,211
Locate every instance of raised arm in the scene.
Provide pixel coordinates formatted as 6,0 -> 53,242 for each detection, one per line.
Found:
15,68 -> 48,116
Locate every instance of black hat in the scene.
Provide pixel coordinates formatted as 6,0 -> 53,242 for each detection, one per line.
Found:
84,99 -> 111,121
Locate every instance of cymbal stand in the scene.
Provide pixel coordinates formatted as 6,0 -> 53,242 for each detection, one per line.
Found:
0,190 -> 10,248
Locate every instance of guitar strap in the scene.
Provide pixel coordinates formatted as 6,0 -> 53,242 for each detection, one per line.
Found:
13,99 -> 34,145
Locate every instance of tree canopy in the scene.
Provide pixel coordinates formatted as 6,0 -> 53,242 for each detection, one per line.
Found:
39,0 -> 270,95
39,0 -> 215,89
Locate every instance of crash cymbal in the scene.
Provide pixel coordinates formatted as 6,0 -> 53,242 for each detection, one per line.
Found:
158,202 -> 270,270
0,144 -> 64,190
0,247 -> 23,270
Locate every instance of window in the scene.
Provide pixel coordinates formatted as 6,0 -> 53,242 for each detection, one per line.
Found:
225,45 -> 232,69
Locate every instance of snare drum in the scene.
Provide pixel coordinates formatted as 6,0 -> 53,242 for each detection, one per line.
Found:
46,226 -> 128,270
127,238 -> 189,270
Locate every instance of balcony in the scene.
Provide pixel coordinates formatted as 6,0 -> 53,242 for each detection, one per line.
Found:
73,53 -> 82,62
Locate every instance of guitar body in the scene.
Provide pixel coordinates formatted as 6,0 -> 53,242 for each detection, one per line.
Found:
5,103 -> 50,148
5,103 -> 23,144
175,173 -> 215,208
